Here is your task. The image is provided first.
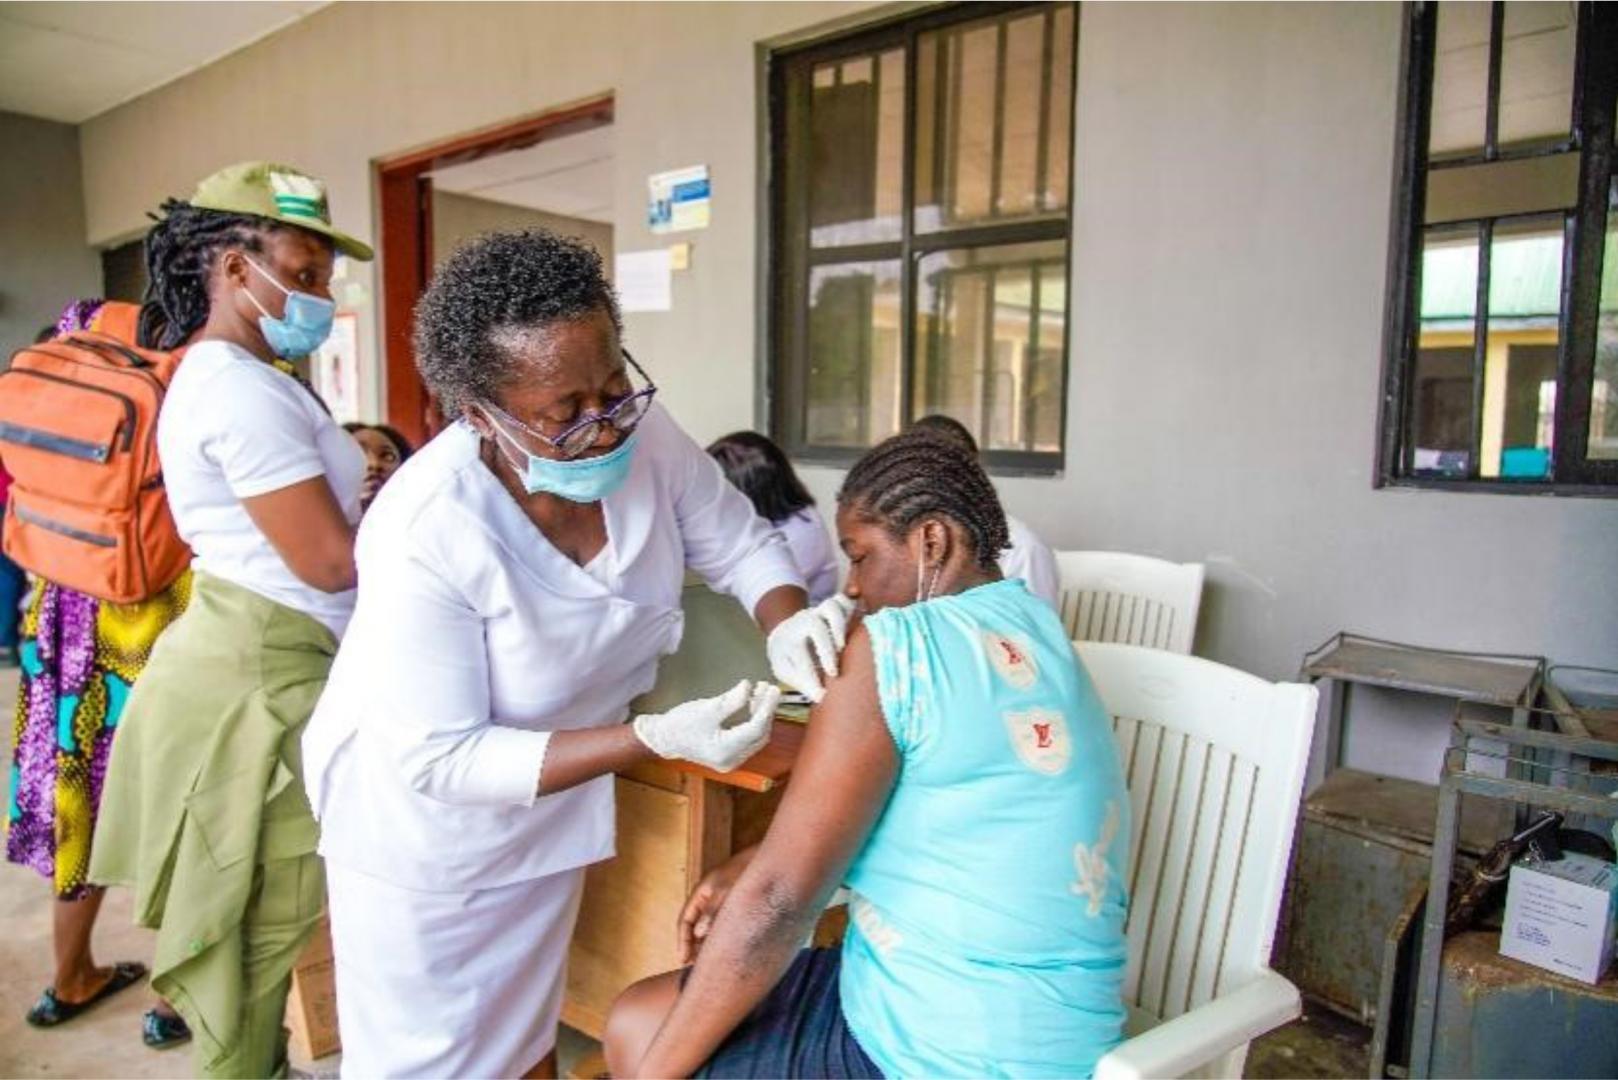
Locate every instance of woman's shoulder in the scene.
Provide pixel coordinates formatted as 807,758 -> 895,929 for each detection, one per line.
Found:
171,340 -> 308,407
360,425 -> 482,532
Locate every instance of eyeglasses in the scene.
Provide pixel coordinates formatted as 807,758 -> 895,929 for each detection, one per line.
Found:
482,350 -> 657,460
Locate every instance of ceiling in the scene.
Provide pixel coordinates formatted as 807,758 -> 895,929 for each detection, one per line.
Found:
429,125 -> 614,224
0,1 -> 327,124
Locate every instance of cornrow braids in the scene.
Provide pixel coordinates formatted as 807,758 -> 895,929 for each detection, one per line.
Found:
837,431 -> 1010,571
137,199 -> 280,350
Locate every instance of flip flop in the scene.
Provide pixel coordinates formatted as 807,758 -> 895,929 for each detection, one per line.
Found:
142,1007 -> 192,1049
25,961 -> 147,1027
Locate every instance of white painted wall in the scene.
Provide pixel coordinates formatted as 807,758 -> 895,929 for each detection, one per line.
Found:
72,2 -> 1616,782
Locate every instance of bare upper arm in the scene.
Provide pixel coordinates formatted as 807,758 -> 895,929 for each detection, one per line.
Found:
743,620 -> 898,907
240,475 -> 357,593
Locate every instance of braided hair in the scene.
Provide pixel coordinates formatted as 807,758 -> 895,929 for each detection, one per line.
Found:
837,431 -> 1010,571
909,413 -> 979,456
136,199 -> 286,350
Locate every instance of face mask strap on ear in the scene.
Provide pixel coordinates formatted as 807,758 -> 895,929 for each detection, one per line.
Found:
914,529 -> 943,603
477,406 -> 531,484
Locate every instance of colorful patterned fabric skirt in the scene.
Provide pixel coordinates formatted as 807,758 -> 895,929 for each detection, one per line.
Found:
5,571 -> 192,899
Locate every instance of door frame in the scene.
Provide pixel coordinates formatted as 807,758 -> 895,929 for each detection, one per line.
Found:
375,94 -> 614,445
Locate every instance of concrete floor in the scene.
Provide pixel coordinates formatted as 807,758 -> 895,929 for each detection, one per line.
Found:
0,667 -> 191,1079
2,663 -> 1364,1079
0,666 -> 346,1079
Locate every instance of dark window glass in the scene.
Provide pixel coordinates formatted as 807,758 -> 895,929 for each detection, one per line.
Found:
771,2 -> 1077,470
1383,1 -> 1616,492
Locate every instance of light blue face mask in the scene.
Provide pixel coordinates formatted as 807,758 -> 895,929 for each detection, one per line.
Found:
242,256 -> 336,359
486,412 -> 639,503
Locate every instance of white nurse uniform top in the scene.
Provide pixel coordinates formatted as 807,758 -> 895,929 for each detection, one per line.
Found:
302,404 -> 801,1077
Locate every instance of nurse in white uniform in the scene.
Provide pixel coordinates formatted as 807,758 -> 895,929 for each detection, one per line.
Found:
707,430 -> 840,603
301,230 -> 848,1079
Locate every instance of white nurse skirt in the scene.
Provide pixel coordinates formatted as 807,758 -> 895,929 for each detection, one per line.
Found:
326,862 -> 586,1079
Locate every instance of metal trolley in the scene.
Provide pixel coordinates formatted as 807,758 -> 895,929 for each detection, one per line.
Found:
1403,710 -> 1618,1078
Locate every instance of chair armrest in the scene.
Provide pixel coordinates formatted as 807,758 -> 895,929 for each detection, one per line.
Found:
1093,968 -> 1301,1080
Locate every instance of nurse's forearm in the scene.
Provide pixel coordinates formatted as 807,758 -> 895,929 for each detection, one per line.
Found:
534,725 -> 654,797
752,584 -> 809,635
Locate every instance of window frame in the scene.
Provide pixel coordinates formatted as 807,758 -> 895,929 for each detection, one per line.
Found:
1378,0 -> 1618,496
764,0 -> 1080,476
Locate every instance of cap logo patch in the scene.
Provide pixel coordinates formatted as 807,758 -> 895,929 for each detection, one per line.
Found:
269,171 -> 329,224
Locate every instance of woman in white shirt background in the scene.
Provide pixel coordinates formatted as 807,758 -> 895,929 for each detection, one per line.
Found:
89,162 -> 372,1079
909,413 -> 1062,607
707,431 -> 840,603
301,229 -> 851,1079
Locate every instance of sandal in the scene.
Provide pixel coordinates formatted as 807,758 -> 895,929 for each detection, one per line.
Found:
25,961 -> 147,1027
142,1007 -> 192,1049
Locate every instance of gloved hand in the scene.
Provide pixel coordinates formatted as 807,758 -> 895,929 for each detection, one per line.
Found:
632,680 -> 780,772
766,594 -> 855,703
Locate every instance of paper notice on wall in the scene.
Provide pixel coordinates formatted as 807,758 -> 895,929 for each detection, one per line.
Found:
311,312 -> 361,422
615,249 -> 673,312
648,164 -> 710,234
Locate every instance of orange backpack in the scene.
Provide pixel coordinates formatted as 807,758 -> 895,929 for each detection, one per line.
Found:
0,301 -> 191,604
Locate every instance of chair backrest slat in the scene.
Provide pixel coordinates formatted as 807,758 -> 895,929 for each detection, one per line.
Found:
1056,551 -> 1205,654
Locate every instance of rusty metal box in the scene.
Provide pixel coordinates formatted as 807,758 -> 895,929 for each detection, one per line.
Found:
1278,768 -> 1510,1023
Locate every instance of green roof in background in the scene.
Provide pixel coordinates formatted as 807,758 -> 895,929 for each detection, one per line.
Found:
1421,229 -> 1618,321
1421,233 -> 1562,320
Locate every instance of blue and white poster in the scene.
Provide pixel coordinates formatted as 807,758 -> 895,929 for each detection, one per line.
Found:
648,165 -> 710,234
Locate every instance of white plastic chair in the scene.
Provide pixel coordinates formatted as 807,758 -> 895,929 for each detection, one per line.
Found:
1056,551 -> 1205,654
1077,642 -> 1316,1080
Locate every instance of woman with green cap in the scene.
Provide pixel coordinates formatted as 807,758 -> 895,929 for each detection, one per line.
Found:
89,161 -> 372,1079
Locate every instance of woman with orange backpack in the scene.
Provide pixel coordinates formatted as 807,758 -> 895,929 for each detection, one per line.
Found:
82,161 -> 372,1080
6,298 -> 195,1049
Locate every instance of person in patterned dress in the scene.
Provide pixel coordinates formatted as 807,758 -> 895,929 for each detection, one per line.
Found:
5,299 -> 194,1047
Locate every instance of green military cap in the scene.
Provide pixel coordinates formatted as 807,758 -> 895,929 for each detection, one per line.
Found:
190,161 -> 374,261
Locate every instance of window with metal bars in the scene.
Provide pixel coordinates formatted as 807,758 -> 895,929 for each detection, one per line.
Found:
767,1 -> 1078,472
1380,1 -> 1618,493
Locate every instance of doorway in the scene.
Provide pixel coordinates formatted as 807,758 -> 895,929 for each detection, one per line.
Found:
375,96 -> 614,445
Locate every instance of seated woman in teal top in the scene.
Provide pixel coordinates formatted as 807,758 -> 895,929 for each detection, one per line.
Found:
605,431 -> 1130,1078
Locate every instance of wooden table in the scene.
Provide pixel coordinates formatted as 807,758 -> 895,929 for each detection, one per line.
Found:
561,719 -> 805,1037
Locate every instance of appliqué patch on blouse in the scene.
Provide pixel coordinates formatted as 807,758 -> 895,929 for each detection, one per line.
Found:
1002,706 -> 1072,775
1070,800 -> 1121,917
983,630 -> 1038,690
850,892 -> 904,957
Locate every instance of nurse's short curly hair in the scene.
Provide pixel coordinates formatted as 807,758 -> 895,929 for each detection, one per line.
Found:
412,229 -> 622,417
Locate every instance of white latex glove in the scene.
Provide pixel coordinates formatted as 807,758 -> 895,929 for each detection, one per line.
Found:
766,594 -> 855,703
632,680 -> 780,772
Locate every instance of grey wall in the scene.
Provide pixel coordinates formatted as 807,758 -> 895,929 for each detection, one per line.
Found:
798,2 -> 1618,783
70,2 -> 1615,783
0,111 -> 99,354
431,190 -> 613,271
76,0 -> 890,424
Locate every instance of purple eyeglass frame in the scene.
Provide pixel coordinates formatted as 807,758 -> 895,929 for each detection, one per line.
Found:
485,350 -> 658,460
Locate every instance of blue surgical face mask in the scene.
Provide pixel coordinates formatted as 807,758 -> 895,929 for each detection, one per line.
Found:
241,256 -> 336,359
485,410 -> 639,503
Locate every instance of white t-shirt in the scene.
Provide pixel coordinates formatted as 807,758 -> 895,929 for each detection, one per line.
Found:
775,507 -> 840,603
158,340 -> 365,635
1001,514 -> 1060,608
